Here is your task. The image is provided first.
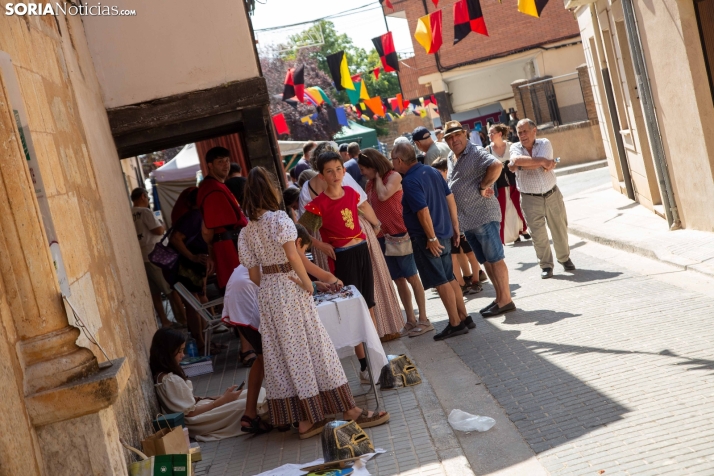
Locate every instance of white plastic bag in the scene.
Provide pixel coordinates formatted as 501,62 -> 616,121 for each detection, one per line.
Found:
448,409 -> 496,432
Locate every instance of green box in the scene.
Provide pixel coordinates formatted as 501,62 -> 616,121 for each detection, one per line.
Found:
154,455 -> 173,476
172,454 -> 191,476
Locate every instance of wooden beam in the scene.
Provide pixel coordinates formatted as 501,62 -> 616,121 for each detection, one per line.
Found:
107,77 -> 269,137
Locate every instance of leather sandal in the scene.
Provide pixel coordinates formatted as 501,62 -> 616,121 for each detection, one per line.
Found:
239,350 -> 257,367
400,322 -> 417,337
408,321 -> 434,337
355,409 -> 390,429
240,415 -> 273,436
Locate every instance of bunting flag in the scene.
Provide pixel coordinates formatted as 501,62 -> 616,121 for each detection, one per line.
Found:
304,86 -> 333,107
415,10 -> 443,54
454,0 -> 488,43
363,96 -> 386,117
518,0 -> 548,17
300,115 -> 313,125
420,109 -> 428,118
272,113 -> 289,135
372,32 -> 400,72
432,0 -> 439,5
282,65 -> 305,103
381,0 -> 393,9
327,106 -> 340,131
400,94 -> 409,110
431,94 -> 437,105
347,80 -> 370,105
373,67 -> 381,79
336,106 -> 349,126
326,51 -> 355,91
351,73 -> 362,83
388,97 -> 399,113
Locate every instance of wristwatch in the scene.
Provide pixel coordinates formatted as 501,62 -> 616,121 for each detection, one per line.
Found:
428,237 -> 438,242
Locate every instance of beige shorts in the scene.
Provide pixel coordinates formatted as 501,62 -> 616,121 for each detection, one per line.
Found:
144,261 -> 172,296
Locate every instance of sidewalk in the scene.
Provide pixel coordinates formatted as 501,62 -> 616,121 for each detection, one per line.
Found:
562,171 -> 714,278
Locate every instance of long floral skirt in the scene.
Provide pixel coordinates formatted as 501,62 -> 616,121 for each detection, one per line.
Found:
359,217 -> 405,337
259,272 -> 355,425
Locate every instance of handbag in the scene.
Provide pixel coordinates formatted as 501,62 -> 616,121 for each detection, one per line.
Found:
378,354 -> 422,389
384,232 -> 413,257
148,228 -> 179,271
322,420 -> 374,462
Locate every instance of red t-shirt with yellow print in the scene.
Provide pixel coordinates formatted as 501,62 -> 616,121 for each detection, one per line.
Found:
304,186 -> 366,248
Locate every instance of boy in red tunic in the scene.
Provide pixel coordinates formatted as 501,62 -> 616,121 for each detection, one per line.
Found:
197,147 -> 249,290
300,151 -> 382,383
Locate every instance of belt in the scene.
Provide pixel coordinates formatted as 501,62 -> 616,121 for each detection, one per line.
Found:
262,262 -> 293,274
212,228 -> 242,244
522,186 -> 557,198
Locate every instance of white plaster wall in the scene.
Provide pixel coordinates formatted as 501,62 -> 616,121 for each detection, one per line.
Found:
81,0 -> 260,108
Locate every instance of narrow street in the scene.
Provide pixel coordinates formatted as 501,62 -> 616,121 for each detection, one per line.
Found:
194,169 -> 714,475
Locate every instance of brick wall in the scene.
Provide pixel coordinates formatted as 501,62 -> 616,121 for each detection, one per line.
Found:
398,56 -> 434,100
577,63 -> 598,124
388,0 -> 580,98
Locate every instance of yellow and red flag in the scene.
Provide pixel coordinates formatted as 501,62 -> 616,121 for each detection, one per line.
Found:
414,10 -> 443,55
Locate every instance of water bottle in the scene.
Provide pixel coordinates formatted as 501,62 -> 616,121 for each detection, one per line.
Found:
186,333 -> 198,358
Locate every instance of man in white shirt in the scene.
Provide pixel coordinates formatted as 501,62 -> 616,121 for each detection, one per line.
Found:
131,188 -> 186,326
509,119 -> 575,279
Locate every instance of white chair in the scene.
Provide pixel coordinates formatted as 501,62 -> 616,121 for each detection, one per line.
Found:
173,283 -> 224,357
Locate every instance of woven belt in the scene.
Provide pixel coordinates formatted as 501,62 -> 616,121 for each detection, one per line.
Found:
262,263 -> 293,274
522,186 -> 557,198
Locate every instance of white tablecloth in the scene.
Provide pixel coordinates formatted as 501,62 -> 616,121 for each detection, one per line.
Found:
316,286 -> 388,384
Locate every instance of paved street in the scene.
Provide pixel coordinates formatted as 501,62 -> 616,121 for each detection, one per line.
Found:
191,169 -> 714,475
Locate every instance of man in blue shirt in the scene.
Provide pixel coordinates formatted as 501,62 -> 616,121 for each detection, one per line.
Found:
343,142 -> 364,187
391,142 -> 474,340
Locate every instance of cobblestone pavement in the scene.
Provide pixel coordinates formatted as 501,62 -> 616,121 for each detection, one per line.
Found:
440,237 -> 714,475
191,333 -> 455,476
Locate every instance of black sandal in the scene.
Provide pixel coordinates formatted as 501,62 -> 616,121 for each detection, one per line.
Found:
240,415 -> 273,435
240,350 -> 257,367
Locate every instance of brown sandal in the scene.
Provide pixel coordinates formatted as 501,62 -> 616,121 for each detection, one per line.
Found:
355,409 -> 390,429
298,418 -> 331,440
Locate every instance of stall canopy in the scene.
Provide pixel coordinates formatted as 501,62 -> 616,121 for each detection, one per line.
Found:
333,121 -> 379,149
150,143 -> 201,226
279,140 -> 309,172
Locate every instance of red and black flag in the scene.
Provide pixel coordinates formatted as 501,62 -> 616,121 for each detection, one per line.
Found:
282,65 -> 305,103
454,0 -> 488,45
372,32 -> 400,72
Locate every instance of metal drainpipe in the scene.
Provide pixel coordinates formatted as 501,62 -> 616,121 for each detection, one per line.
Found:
620,0 -> 681,229
590,4 -> 635,200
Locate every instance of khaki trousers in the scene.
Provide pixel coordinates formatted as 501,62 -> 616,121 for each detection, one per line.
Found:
520,186 -> 570,269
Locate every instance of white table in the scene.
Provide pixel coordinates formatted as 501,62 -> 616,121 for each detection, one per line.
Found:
315,286 -> 388,408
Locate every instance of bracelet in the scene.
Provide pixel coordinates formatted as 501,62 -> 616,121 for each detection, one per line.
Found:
428,237 -> 438,242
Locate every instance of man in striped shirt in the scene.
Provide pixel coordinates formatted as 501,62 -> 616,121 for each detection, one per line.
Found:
509,119 -> 575,279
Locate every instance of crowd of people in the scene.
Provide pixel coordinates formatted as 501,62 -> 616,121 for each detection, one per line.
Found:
137,115 -> 575,443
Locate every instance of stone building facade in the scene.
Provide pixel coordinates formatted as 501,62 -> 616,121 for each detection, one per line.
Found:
0,1 -> 280,474
564,0 -> 714,231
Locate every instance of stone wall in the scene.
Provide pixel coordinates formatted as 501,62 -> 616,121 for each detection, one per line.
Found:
538,121 -> 607,166
0,11 -> 159,475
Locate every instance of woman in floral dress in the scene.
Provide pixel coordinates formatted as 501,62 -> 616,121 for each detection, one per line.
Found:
237,166 -> 389,439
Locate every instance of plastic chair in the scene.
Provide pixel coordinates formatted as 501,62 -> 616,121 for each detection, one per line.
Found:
173,282 -> 224,357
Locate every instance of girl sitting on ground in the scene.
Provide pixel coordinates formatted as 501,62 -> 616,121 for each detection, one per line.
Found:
149,327 -> 268,441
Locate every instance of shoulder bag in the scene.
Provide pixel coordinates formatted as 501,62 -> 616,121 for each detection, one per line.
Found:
384,232 -> 413,256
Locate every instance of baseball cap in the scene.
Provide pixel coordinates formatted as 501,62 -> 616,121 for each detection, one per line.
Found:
339,143 -> 349,152
412,126 -> 431,141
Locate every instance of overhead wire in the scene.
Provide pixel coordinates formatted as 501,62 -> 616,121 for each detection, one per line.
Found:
253,2 -> 382,31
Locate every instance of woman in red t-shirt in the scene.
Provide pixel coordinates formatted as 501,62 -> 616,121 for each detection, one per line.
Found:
358,150 -> 433,338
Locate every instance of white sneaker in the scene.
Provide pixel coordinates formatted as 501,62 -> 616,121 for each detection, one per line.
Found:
214,324 -> 229,334
359,369 -> 371,384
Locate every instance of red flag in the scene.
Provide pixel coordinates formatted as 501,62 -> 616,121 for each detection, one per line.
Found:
454,0 -> 488,44
351,73 -> 362,83
282,65 -> 305,103
383,0 -> 393,9
373,67 -> 381,79
372,32 -> 400,72
431,94 -> 437,105
272,113 -> 289,135
432,0 -> 439,5
398,93 -> 409,110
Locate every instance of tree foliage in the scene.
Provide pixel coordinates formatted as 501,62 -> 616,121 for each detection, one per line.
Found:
260,20 -> 402,140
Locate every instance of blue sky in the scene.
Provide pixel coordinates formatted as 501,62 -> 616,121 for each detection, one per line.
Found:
251,0 -> 414,56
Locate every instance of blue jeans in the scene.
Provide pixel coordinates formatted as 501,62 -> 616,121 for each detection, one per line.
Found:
464,221 -> 505,264
411,235 -> 454,290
